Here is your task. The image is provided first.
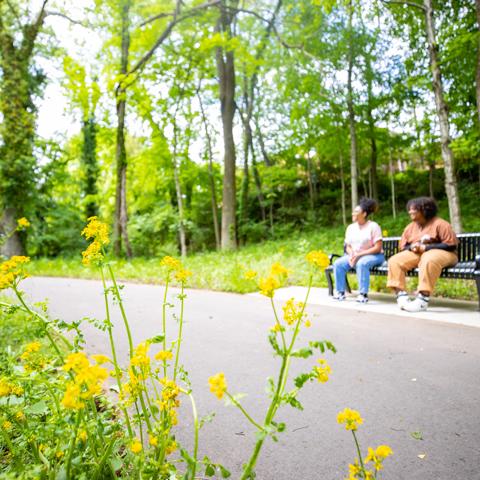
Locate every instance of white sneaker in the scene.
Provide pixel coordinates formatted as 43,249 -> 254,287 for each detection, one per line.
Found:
333,291 -> 346,301
402,294 -> 429,312
396,291 -> 410,308
356,294 -> 368,303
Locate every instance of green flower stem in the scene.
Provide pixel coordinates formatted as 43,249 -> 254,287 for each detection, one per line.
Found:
135,401 -> 144,444
173,282 -> 185,381
242,275 -> 314,479
66,410 -> 82,479
162,274 -> 170,378
270,298 -> 286,352
186,391 -> 199,480
105,263 -> 153,431
225,392 -> 263,431
100,267 -> 133,438
44,382 -> 61,415
92,436 -> 117,480
106,263 -> 133,357
352,430 -> 367,474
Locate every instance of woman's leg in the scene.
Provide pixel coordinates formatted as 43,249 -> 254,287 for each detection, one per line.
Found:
355,254 -> 385,295
333,255 -> 351,293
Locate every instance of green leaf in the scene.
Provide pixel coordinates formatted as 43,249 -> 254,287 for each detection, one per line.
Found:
148,335 -> 165,343
219,465 -> 231,478
411,431 -> 423,440
26,400 -> 49,415
291,348 -> 313,358
294,373 -> 312,389
205,464 -> 215,476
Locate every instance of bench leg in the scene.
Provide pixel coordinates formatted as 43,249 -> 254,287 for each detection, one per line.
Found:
326,269 -> 334,296
476,278 -> 480,311
346,277 -> 352,294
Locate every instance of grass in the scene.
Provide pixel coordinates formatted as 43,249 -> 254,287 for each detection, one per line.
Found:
27,217 -> 479,302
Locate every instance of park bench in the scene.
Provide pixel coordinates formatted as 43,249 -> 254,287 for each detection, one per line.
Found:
325,233 -> 480,309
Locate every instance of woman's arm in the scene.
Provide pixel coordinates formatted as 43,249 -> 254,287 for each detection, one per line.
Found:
355,240 -> 382,257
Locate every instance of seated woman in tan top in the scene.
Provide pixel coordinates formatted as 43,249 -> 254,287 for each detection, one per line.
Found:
387,197 -> 458,312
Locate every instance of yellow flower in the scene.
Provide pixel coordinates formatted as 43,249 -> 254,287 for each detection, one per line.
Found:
244,270 -> 257,280
365,445 -> 393,471
270,323 -> 282,333
0,378 -> 13,397
304,319 -> 311,328
17,217 -> 30,229
345,461 -> 362,480
155,350 -> 173,362
282,298 -> 305,325
175,268 -> 192,282
2,421 -> 12,430
149,435 -> 158,447
166,440 -> 177,455
306,250 -> 330,269
78,430 -> 87,442
61,382 -> 85,410
82,240 -> 103,266
258,276 -> 280,298
208,372 -> 227,400
91,354 -> 111,365
160,377 -> 180,402
160,256 -> 182,271
337,408 -> 363,431
24,341 -> 41,354
130,439 -> 142,454
0,256 -> 30,290
382,229 -> 389,237
130,342 -> 151,371
81,217 -> 109,246
313,359 -> 331,383
15,411 -> 25,421
55,451 -> 64,459
270,262 -> 289,277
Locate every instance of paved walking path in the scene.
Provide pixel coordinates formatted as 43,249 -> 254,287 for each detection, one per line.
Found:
17,277 -> 480,480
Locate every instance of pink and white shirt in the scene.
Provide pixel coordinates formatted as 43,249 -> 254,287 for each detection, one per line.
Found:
345,221 -> 383,254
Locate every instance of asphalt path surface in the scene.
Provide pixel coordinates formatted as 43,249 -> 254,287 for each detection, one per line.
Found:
19,277 -> 480,480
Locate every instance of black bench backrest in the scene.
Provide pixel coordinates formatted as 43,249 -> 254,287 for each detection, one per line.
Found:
456,234 -> 480,263
381,233 -> 480,262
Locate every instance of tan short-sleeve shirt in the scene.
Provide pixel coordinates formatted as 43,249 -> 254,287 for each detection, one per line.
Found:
399,217 -> 458,251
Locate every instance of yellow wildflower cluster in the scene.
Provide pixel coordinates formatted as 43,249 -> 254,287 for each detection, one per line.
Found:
258,262 -> 290,298
337,408 -> 364,431
208,372 -> 227,400
130,342 -> 151,375
365,445 -> 393,471
2,420 -> 12,431
244,269 -> 257,280
17,217 -> 30,229
282,298 -> 305,326
91,354 -> 111,365
0,377 -> 23,397
160,256 -> 181,271
158,377 -> 181,426
0,256 -> 30,290
61,352 -> 108,410
81,217 -> 109,266
20,341 -> 45,372
155,350 -> 173,362
121,368 -> 143,405
160,256 -> 193,284
165,439 -> 178,455
306,250 -> 330,269
313,359 -> 331,383
258,276 -> 280,298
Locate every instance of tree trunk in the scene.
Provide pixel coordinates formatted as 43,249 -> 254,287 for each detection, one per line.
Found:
423,0 -> 462,232
254,112 -> 271,166
82,117 -> 99,219
197,89 -> 221,249
172,121 -> 187,257
0,208 -> 23,257
114,0 -> 132,257
476,0 -> 480,126
238,74 -> 250,244
306,151 -> 316,217
347,1 -> 358,209
216,2 -> 238,250
388,142 -> 396,219
339,149 -> 347,226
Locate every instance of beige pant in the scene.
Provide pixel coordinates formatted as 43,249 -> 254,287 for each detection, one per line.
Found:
387,249 -> 458,295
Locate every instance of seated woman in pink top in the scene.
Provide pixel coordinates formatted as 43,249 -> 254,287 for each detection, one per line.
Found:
333,198 -> 384,303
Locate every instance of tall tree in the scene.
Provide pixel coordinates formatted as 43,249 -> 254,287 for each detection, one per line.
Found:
382,0 -> 462,231
0,0 -> 48,256
215,0 -> 239,249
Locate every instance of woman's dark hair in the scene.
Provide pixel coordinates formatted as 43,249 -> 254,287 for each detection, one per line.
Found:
358,197 -> 378,217
406,197 -> 438,220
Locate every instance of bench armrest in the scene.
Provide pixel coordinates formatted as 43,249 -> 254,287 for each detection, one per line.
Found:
328,253 -> 341,266
476,254 -> 480,270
